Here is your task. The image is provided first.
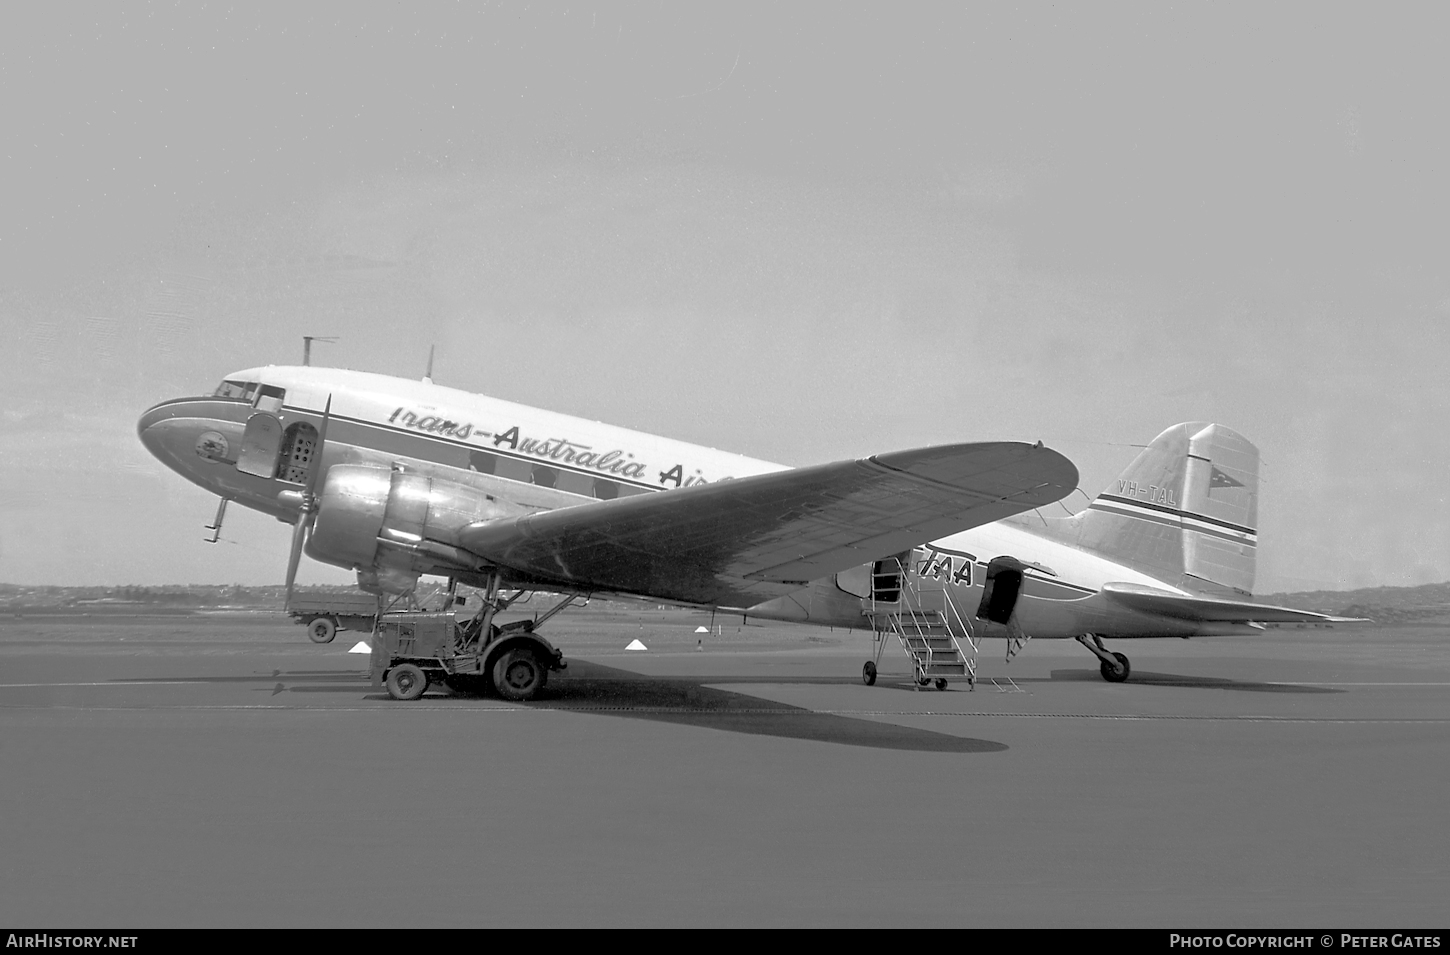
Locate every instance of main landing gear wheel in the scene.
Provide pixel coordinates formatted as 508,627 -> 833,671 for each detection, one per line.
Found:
1100,652 -> 1131,683
306,616 -> 337,644
385,663 -> 428,701
862,661 -> 877,686
492,648 -> 547,701
934,678 -> 949,691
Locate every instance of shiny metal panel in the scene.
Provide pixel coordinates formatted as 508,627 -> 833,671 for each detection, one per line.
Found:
385,469 -> 432,541
307,463 -> 521,575
308,466 -> 391,568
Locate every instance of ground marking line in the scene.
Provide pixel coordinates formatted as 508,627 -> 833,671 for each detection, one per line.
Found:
1,703 -> 1448,723
0,681 -> 212,688
1268,682 -> 1450,687
3,679 -> 1446,690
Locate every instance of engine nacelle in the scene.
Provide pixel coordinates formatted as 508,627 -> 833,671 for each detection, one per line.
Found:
307,464 -> 517,578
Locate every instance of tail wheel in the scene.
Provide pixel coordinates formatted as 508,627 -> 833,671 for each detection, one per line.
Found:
491,648 -> 547,701
1100,652 -> 1131,683
306,616 -> 338,644
862,661 -> 877,686
385,663 -> 429,701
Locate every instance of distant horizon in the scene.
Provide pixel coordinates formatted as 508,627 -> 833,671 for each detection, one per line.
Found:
7,579 -> 1450,598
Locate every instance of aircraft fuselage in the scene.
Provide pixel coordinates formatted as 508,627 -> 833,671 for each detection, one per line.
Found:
137,365 -> 1256,643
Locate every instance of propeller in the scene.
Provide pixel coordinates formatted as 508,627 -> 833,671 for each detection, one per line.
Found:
284,395 -> 332,610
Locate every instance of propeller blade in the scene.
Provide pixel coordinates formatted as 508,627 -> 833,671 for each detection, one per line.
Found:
285,395 -> 332,611
284,515 -> 308,610
303,395 -> 332,502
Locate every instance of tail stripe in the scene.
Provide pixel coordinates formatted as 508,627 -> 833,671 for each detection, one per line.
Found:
1096,493 -> 1257,537
1088,500 -> 1257,547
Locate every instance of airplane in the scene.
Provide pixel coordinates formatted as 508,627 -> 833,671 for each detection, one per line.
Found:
137,364 -> 1350,699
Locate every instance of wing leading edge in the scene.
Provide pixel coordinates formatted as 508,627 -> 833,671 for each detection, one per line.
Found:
1102,582 -> 1367,625
456,441 -> 1079,606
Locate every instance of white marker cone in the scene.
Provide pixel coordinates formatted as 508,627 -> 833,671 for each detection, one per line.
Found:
694,626 -> 709,633
626,638 -> 648,650
347,641 -> 372,654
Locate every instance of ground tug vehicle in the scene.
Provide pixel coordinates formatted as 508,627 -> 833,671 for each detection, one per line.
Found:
363,584 -> 573,702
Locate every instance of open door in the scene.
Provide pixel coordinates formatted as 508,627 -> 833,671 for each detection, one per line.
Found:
236,385 -> 287,478
976,556 -> 1028,624
870,551 -> 910,604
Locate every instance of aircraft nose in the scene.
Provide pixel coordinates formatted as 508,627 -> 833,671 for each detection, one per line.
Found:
136,403 -> 173,458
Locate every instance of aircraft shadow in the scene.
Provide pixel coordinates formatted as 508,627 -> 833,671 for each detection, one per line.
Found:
116,663 -> 1006,752
473,661 -> 1007,753
1043,668 -> 1344,693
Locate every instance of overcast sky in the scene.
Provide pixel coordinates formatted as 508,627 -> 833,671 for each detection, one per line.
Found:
2,3 -> 1446,592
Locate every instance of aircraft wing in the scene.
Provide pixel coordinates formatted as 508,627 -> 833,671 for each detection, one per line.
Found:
456,442 -> 1078,606
1101,582 -> 1367,624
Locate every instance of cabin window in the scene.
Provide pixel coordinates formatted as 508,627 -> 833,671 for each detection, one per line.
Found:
277,422 -> 319,485
555,471 -> 594,496
615,484 -> 651,498
592,478 -> 619,500
469,451 -> 497,474
531,465 -> 558,488
493,457 -> 533,483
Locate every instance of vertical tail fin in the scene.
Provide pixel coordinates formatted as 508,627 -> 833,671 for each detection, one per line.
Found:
1076,422 -> 1259,594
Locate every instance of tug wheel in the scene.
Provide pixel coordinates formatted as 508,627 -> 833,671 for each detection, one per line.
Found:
1100,652 -> 1131,683
306,616 -> 337,644
862,661 -> 877,686
385,663 -> 428,701
491,648 -> 547,701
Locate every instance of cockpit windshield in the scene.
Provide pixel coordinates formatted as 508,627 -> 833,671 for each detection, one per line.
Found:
214,380 -> 260,400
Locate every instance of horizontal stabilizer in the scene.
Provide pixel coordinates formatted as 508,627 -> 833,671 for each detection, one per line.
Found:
1101,582 -> 1367,624
457,441 -> 1078,606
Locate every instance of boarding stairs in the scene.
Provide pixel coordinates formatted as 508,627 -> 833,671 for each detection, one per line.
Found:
867,557 -> 980,690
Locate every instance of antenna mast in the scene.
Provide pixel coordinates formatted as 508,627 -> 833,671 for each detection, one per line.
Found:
302,336 -> 339,366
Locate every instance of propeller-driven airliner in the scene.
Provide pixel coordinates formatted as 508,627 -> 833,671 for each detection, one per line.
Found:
138,365 -> 1348,699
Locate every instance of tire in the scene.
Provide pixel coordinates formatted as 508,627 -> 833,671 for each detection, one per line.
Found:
1100,652 -> 1131,683
862,661 -> 877,686
934,678 -> 948,691
385,663 -> 429,701
491,648 -> 547,701
307,616 -> 338,644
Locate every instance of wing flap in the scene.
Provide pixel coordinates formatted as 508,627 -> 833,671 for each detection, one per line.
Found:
1102,582 -> 1366,624
457,441 -> 1078,605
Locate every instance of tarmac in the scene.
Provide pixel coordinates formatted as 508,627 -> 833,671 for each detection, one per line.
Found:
1,608 -> 1447,927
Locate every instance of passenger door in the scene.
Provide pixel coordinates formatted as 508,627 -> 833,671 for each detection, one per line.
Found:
236,385 -> 287,477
